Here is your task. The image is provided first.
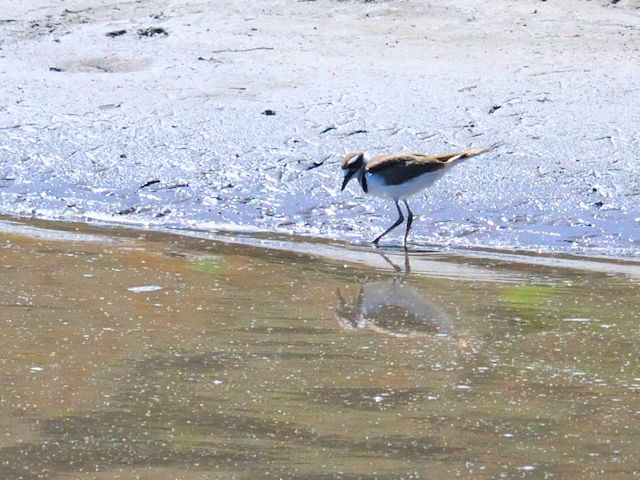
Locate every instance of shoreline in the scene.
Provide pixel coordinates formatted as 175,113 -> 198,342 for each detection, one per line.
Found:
3,214 -> 640,280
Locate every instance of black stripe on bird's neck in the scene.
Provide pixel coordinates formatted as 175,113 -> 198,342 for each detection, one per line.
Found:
359,170 -> 368,193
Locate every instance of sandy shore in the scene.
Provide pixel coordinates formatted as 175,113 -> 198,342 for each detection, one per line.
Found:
1,0 -> 639,256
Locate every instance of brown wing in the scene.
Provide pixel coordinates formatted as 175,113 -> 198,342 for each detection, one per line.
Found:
362,154 -> 444,186
366,147 -> 494,172
365,153 -> 446,173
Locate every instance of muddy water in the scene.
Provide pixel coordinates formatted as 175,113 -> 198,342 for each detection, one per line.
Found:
1,218 -> 640,479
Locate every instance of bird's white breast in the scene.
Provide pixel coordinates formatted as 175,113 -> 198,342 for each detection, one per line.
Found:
364,169 -> 446,200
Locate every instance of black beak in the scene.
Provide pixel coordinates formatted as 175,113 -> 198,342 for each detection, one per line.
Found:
341,170 -> 355,191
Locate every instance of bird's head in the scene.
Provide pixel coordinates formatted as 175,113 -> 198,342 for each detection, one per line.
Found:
340,151 -> 365,191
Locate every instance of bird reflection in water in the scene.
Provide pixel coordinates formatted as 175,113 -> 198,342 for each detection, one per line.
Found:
336,251 -> 467,347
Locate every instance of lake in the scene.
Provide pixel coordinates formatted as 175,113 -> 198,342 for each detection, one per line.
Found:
1,217 -> 639,479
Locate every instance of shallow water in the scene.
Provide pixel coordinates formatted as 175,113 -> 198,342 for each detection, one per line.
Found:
1,217 -> 640,479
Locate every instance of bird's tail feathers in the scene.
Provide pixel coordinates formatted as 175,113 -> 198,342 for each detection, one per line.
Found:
446,142 -> 502,163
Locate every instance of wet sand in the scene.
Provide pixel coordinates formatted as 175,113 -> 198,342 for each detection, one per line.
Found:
1,0 -> 639,256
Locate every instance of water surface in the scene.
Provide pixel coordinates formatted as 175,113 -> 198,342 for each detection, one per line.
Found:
1,218 -> 639,479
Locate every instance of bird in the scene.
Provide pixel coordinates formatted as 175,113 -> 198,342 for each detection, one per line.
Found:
340,144 -> 498,246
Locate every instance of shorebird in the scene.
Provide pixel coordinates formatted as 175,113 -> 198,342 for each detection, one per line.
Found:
340,145 -> 497,246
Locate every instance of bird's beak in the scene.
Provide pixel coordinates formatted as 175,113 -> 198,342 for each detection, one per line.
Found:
341,170 -> 355,191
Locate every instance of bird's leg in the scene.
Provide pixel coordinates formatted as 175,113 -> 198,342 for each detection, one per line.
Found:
402,200 -> 414,248
372,200 -> 404,245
